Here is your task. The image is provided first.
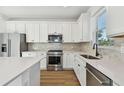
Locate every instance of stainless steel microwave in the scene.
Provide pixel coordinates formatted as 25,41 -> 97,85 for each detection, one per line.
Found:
48,34 -> 63,43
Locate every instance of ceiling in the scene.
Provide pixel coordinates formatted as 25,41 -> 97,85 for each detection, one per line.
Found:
0,6 -> 90,20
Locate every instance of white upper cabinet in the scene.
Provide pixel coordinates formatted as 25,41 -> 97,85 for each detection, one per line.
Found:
107,7 -> 124,37
26,23 -> 40,42
6,19 -> 90,43
48,23 -> 62,34
16,23 -> 26,33
78,13 -> 90,42
48,23 -> 56,34
6,23 -> 16,33
55,23 -> 63,34
0,17 -> 6,33
62,23 -> 72,42
6,22 -> 26,33
71,23 -> 81,42
39,23 -> 48,42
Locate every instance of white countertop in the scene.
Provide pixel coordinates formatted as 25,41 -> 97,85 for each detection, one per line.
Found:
0,57 -> 42,86
23,50 -> 124,85
77,54 -> 124,86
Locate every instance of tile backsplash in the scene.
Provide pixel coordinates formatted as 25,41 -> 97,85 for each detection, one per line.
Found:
28,43 -> 62,51
99,37 -> 124,59
28,43 -> 81,51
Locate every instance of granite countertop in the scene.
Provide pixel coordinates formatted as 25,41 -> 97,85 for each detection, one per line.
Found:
0,57 -> 42,86
77,54 -> 124,86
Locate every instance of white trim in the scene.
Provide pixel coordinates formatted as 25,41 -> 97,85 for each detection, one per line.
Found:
90,7 -> 106,45
88,6 -> 104,17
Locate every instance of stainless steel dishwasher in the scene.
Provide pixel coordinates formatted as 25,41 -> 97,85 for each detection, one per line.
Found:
86,63 -> 113,86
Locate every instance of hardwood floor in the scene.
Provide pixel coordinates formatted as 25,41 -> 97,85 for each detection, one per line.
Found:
40,70 -> 80,86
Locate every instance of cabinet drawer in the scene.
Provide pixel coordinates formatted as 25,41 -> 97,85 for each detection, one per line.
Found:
75,57 -> 86,67
74,57 -> 86,86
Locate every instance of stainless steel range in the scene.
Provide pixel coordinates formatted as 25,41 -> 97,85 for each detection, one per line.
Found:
47,50 -> 63,71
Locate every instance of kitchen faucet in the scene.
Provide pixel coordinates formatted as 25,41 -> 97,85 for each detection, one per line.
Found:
93,43 -> 99,56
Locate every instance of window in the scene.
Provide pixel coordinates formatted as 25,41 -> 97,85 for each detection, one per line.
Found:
96,11 -> 113,46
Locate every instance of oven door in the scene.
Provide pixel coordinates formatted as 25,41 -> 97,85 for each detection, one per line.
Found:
47,54 -> 63,70
47,55 -> 62,66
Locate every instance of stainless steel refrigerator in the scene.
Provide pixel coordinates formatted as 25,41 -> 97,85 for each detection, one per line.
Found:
0,33 -> 28,57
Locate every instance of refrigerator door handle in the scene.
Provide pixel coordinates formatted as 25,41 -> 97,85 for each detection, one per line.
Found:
8,39 -> 11,57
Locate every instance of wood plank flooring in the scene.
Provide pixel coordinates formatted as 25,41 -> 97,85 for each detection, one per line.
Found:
40,70 -> 80,86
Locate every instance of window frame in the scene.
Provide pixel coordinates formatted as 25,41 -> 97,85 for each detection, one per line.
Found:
96,10 -> 107,44
91,7 -> 106,45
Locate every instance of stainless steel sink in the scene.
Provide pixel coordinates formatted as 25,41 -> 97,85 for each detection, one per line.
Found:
80,54 -> 100,60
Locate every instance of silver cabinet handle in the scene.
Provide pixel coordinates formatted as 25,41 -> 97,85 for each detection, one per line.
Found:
8,39 -> 11,57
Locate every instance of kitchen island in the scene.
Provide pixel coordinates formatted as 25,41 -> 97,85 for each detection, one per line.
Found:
0,57 -> 42,86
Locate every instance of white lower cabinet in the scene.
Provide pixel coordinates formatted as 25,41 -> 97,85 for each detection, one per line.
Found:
74,56 -> 86,86
35,52 -> 47,70
63,53 -> 86,86
7,75 -> 23,86
113,82 -> 119,86
22,69 -> 30,86
6,62 -> 40,86
40,57 -> 47,70
29,62 -> 40,86
22,52 -> 47,70
63,53 -> 75,69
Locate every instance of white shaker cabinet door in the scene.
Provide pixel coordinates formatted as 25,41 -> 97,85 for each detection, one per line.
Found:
48,23 -> 63,34
39,23 -> 48,42
63,53 -> 74,69
40,57 -> 47,70
26,24 -> 35,42
6,23 -> 16,33
30,62 -> 40,86
6,75 -> 22,86
22,69 -> 30,86
62,23 -> 72,42
71,23 -> 81,42
74,56 -> 86,86
82,13 -> 90,42
79,65 -> 86,86
16,23 -> 26,33
34,24 -> 40,42
55,23 -> 63,34
48,23 -> 56,34
78,13 -> 90,42
26,23 -> 40,42
37,52 -> 47,70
